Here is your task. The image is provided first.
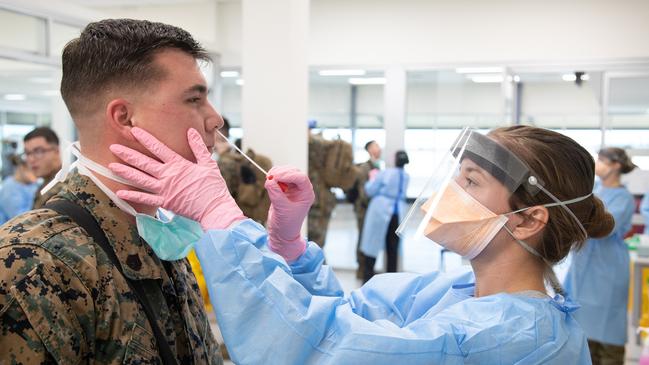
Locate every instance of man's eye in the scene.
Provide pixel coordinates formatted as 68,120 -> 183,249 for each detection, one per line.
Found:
188,97 -> 201,103
466,177 -> 477,187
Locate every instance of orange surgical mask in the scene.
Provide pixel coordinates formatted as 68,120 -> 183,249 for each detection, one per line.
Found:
421,179 -> 508,259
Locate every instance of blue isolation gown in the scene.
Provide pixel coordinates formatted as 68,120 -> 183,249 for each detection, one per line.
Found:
196,220 -> 591,365
0,176 -> 38,225
360,167 -> 409,258
564,184 -> 634,346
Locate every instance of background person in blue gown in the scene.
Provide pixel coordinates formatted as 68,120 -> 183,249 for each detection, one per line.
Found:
564,147 -> 637,365
0,155 -> 38,225
360,150 -> 410,283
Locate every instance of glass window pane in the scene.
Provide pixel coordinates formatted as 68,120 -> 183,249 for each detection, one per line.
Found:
407,70 -> 503,129
518,72 -> 601,128
0,9 -> 47,54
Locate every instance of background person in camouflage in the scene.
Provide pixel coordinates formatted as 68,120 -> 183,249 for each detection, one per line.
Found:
214,119 -> 272,225
307,128 -> 358,247
0,19 -> 222,364
23,127 -> 63,208
349,140 -> 382,278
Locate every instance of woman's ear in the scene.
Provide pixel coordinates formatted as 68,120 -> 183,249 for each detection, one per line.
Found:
105,98 -> 137,142
510,206 -> 549,241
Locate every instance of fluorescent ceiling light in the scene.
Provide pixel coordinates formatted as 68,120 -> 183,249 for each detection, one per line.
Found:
4,94 -> 26,101
220,70 -> 240,78
319,69 -> 366,76
469,75 -> 504,83
41,90 -> 60,96
235,79 -> 244,86
348,77 -> 386,85
562,74 -> 577,82
456,67 -> 503,74
580,74 -> 590,81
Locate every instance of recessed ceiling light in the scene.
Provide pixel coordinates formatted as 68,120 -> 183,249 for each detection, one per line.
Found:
348,77 -> 386,85
221,71 -> 240,78
4,94 -> 26,101
319,69 -> 366,76
456,67 -> 503,74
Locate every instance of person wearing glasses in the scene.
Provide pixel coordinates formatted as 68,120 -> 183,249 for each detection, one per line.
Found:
22,127 -> 62,208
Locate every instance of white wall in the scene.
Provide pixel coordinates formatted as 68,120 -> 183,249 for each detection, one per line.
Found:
96,1 -> 220,51
308,0 -> 649,66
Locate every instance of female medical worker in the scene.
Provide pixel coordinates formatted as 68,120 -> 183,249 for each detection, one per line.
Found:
109,126 -> 615,365
360,150 -> 410,282
564,147 -> 636,364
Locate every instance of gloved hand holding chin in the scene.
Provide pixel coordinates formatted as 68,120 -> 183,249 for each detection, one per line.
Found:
108,127 -> 246,231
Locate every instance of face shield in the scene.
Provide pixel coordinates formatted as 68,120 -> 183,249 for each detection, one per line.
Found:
396,128 -> 589,261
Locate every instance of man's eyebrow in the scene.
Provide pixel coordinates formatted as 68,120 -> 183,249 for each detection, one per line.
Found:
183,84 -> 208,95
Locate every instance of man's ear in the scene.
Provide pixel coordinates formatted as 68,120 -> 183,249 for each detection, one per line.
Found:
105,98 -> 137,142
510,206 -> 549,241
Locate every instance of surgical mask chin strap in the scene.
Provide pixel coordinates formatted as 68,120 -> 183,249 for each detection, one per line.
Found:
41,142 -> 140,217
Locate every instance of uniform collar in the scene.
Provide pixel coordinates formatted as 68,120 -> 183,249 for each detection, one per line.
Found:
60,171 -> 163,280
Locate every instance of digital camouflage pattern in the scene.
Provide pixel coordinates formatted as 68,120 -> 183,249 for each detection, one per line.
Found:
0,171 -> 222,365
32,171 -> 63,209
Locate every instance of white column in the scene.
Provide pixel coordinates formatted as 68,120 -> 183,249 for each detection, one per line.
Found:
383,66 -> 406,168
240,0 -> 309,173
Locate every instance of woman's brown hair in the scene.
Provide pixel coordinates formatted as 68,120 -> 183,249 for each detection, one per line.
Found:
488,126 -> 614,266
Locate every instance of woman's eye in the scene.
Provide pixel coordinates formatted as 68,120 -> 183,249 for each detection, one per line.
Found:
188,97 -> 201,103
466,177 -> 477,187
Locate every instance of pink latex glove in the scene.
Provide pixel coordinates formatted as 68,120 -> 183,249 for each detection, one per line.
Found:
108,127 -> 245,230
265,166 -> 315,262
368,168 -> 380,181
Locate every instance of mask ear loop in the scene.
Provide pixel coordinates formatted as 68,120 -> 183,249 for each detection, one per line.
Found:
525,176 -> 591,241
505,175 -> 592,297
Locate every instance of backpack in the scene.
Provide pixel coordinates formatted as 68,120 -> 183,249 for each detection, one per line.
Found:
322,139 -> 357,190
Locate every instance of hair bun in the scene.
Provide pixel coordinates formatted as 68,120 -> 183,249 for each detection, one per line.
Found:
584,197 -> 615,239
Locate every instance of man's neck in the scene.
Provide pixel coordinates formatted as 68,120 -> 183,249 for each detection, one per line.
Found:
80,143 -> 158,218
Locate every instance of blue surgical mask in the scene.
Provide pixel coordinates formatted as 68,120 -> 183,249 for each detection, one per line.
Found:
42,142 -> 204,261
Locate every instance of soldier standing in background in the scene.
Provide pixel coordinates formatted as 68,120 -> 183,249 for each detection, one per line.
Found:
213,118 -> 272,225
307,122 -> 358,247
349,140 -> 382,278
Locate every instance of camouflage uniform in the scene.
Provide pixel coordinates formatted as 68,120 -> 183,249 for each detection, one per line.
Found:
0,171 -> 222,364
33,169 -> 64,209
353,160 -> 376,277
217,148 -> 271,225
307,135 -> 336,247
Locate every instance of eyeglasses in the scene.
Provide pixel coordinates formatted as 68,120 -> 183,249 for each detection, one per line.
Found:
21,147 -> 56,160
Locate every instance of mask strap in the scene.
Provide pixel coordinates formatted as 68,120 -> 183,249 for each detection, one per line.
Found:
41,141 -> 76,195
503,225 -> 566,296
508,176 -> 591,240
503,225 -> 546,262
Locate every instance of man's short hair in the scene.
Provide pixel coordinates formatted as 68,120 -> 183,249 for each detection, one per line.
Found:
24,127 -> 59,146
60,19 -> 210,117
364,140 -> 377,151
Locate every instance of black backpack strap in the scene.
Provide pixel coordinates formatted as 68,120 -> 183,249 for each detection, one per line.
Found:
45,200 -> 179,365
